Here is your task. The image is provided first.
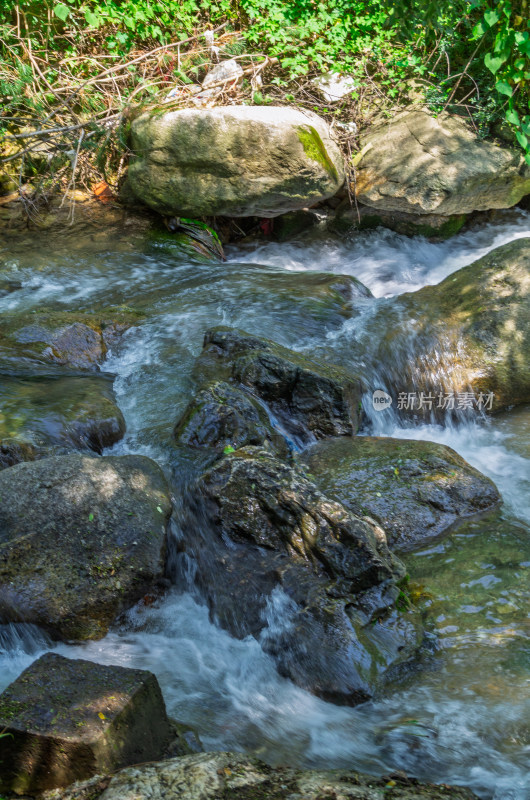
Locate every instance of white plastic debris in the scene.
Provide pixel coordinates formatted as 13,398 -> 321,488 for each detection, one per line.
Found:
312,72 -> 357,103
202,58 -> 244,89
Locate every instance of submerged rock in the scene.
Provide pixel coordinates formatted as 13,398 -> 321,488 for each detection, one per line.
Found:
128,106 -> 345,218
0,375 -> 125,461
0,309 -> 141,372
370,238 -> 530,413
301,436 -> 501,552
0,454 -> 171,640
188,447 -> 422,705
355,111 -> 530,218
0,653 -> 171,794
195,327 -> 363,446
57,751 -> 479,800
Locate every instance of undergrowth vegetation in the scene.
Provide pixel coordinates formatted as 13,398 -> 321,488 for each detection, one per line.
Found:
0,0 -> 529,211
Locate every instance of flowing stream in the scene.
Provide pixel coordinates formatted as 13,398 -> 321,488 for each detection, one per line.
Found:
0,210 -> 529,799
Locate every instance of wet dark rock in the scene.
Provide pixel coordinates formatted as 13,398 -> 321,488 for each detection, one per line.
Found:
188,447 -> 422,705
0,375 -> 125,462
0,454 -> 171,640
195,327 -> 363,446
0,309 -> 142,372
369,238 -> 530,414
0,653 -> 171,794
174,380 -> 286,456
301,436 -> 501,552
53,751 -> 480,800
0,439 -> 37,470
0,279 -> 22,297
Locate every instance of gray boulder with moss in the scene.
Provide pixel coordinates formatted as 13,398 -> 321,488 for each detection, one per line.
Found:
0,653 -> 171,794
0,454 -> 171,640
128,106 -> 345,218
194,326 -> 363,446
188,447 -> 422,705
301,436 -> 500,552
355,111 -> 530,219
367,238 -> 530,413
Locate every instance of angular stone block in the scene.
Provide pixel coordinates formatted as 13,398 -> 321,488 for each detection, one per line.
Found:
0,653 -> 171,794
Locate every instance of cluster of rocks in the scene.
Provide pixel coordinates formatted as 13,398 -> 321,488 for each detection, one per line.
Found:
125,105 -> 530,238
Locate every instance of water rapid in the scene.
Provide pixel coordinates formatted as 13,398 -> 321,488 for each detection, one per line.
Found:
1,210 -> 529,799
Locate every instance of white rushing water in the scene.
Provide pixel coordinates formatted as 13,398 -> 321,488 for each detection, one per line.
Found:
1,211 -> 529,799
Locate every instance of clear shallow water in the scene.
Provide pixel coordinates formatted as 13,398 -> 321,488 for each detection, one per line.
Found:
1,213 -> 529,798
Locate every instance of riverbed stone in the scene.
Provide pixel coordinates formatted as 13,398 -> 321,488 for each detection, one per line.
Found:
0,308 -> 142,372
355,111 -> 530,217
128,106 -> 345,218
0,454 -> 171,640
195,327 -> 363,445
0,375 -> 125,460
0,653 -> 171,794
301,436 -> 501,552
369,237 -> 530,413
173,380 -> 287,455
188,447 -> 422,704
57,751 -> 479,800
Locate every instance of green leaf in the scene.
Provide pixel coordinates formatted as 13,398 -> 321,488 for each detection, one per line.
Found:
515,130 -> 529,149
484,52 -> 507,74
506,108 -> 520,126
223,445 -> 236,454
53,3 -> 70,21
89,513 -> 94,522
484,8 -> 500,26
495,79 -> 513,97
84,10 -> 100,27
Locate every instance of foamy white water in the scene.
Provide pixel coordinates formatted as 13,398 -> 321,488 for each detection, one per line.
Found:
1,212 -> 529,798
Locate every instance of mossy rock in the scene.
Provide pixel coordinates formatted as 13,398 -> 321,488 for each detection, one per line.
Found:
0,454 -> 171,640
128,106 -> 344,218
301,436 -> 500,552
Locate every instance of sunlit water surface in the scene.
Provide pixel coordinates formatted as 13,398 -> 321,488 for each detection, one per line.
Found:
1,211 -> 529,799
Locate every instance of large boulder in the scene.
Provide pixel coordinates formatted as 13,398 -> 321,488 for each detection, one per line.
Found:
0,454 -> 171,639
355,111 -> 530,218
195,327 -> 363,446
187,447 -> 422,705
0,653 -> 171,794
128,106 -> 345,218
368,238 -> 530,413
59,752 -> 479,800
0,374 -> 125,463
301,436 -> 500,552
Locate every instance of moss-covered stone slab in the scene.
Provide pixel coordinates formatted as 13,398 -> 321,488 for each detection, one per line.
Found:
60,752 -> 479,800
0,308 -> 142,373
0,454 -> 171,639
369,238 -> 530,413
0,375 -> 125,463
195,326 -> 363,446
190,446 -> 422,705
128,106 -> 345,218
301,436 -> 500,552
0,653 -> 171,794
355,111 -> 530,216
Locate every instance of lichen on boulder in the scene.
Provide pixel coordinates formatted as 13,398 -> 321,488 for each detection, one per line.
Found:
128,106 -> 345,218
0,454 -> 171,640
